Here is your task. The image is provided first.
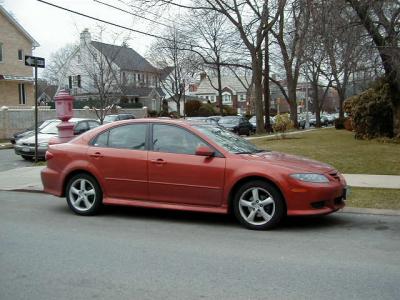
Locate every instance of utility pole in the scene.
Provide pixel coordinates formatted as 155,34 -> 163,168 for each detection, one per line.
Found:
34,59 -> 38,163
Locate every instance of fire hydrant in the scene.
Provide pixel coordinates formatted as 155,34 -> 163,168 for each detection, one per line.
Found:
49,90 -> 75,145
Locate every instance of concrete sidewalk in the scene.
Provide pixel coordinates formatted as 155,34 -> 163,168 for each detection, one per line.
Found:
0,166 -> 399,192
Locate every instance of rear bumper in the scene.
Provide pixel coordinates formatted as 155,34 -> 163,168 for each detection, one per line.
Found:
41,167 -> 63,197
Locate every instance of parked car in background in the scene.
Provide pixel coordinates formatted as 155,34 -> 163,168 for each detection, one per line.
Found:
218,116 -> 253,136
9,119 -> 59,144
249,116 -> 275,132
15,118 -> 100,160
103,114 -> 135,124
186,117 -> 219,126
41,119 -> 347,230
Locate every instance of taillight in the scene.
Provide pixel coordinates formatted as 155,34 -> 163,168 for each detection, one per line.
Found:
45,151 -> 54,161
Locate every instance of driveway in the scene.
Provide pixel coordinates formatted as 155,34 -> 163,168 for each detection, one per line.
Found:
0,191 -> 399,300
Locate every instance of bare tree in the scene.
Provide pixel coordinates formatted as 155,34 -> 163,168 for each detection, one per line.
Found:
127,0 -> 286,133
148,27 -> 196,116
346,0 -> 400,136
42,43 -> 78,86
270,0 -> 311,127
78,28 -> 128,123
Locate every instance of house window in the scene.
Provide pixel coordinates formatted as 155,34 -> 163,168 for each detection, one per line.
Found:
18,49 -> 23,60
0,43 -> 3,62
18,84 -> 26,105
222,93 -> 232,104
239,94 -> 246,102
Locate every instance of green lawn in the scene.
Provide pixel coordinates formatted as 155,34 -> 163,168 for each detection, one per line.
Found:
347,187 -> 400,210
252,128 -> 400,175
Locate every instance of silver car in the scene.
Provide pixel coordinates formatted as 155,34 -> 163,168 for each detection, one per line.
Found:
14,118 -> 100,160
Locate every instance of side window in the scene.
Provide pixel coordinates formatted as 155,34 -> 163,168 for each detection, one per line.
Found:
108,124 -> 147,150
88,121 -> 99,129
152,124 -> 208,155
93,131 -> 109,147
74,121 -> 89,134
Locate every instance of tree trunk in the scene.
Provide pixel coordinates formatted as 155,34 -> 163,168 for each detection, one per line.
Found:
338,89 -> 346,119
264,33 -> 272,133
216,58 -> 224,116
393,98 -> 400,138
312,82 -> 321,127
287,84 -> 298,127
252,51 -> 265,134
176,99 -> 181,117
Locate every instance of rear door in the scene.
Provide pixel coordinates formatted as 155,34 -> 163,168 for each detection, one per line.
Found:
88,123 -> 149,200
148,123 -> 225,206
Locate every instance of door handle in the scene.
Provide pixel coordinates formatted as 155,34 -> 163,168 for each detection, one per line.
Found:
89,152 -> 103,158
150,158 -> 166,165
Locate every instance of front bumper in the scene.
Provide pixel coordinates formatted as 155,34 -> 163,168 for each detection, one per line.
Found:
14,145 -> 47,158
285,175 -> 347,216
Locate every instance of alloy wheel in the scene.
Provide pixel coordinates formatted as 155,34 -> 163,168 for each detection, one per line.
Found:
68,178 -> 97,212
238,187 -> 275,226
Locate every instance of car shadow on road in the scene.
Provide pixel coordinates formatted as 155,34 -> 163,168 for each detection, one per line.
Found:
81,204 -> 351,231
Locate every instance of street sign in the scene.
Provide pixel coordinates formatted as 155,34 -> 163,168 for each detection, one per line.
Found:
24,55 -> 46,162
25,55 -> 45,68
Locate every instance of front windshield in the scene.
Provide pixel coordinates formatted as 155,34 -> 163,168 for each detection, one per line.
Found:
193,125 -> 263,154
39,120 -> 61,134
104,115 -> 117,122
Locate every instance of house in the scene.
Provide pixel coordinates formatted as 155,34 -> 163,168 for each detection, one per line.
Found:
0,5 -> 40,107
60,29 -> 166,111
194,72 -> 251,115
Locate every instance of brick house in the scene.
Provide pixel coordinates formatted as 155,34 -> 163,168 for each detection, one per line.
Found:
0,5 -> 40,107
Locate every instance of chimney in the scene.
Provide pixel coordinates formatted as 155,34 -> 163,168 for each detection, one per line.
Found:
80,28 -> 91,46
200,72 -> 207,81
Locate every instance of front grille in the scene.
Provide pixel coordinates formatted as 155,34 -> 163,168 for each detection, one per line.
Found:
22,142 -> 35,147
329,171 -> 340,182
334,197 -> 344,205
311,201 -> 326,209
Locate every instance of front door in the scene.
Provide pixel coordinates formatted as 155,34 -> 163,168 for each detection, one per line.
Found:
148,124 -> 225,207
87,123 -> 149,201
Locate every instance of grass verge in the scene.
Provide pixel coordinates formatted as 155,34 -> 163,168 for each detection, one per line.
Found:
252,128 -> 400,175
347,187 -> 400,210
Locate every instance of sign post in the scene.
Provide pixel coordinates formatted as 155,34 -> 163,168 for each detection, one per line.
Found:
25,55 -> 45,163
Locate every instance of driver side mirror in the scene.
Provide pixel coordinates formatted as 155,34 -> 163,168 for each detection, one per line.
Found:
195,146 -> 214,157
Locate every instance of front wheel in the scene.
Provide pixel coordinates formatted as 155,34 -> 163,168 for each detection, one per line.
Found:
66,173 -> 102,215
233,180 -> 285,230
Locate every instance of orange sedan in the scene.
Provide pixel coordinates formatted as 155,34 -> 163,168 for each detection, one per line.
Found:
41,119 -> 347,230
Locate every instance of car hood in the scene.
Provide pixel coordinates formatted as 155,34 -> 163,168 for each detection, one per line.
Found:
240,151 -> 335,173
18,133 -> 56,144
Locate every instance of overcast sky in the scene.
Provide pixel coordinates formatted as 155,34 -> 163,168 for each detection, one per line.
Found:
2,0 -> 167,60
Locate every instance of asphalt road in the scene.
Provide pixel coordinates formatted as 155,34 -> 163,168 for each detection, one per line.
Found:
0,149 -> 33,172
0,191 -> 399,300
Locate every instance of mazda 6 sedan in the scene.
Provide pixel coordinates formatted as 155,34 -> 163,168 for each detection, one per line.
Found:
41,119 -> 347,230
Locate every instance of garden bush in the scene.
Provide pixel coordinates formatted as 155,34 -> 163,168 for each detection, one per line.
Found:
185,100 -> 202,117
273,113 -> 293,136
346,79 -> 393,139
198,103 -> 217,116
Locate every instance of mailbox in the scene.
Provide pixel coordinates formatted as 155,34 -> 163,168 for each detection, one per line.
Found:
54,90 -> 74,121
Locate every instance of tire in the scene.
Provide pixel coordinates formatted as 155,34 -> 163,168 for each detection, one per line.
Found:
21,155 -> 32,161
66,173 -> 102,216
233,180 -> 285,230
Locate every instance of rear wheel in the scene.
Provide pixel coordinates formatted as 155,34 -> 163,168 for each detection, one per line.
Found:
66,173 -> 102,215
21,155 -> 32,161
233,180 -> 285,230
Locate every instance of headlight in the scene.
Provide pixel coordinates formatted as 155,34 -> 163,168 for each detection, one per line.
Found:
38,142 -> 48,148
290,173 -> 329,183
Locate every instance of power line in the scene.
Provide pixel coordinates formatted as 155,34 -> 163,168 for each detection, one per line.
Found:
94,0 -> 174,29
37,0 -> 248,57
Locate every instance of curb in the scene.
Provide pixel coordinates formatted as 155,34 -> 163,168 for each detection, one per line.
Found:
0,143 -> 13,150
340,207 -> 400,216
